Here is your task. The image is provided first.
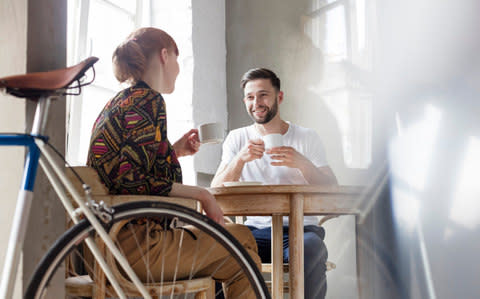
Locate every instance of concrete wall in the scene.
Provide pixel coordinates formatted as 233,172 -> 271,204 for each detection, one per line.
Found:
151,0 -> 227,180
0,1 -> 27,297
192,0 -> 227,175
23,1 -> 67,296
226,1 -> 360,297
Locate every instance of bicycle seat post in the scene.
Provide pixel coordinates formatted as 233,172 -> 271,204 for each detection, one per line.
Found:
31,96 -> 52,136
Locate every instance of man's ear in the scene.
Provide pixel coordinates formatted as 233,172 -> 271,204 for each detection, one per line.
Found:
159,48 -> 169,64
278,91 -> 284,104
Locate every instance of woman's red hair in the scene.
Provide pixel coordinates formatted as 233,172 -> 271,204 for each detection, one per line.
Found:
112,27 -> 178,84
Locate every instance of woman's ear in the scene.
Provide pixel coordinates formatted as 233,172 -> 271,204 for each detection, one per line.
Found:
159,48 -> 169,64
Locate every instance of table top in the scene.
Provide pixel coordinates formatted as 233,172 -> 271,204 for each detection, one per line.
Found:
208,184 -> 364,216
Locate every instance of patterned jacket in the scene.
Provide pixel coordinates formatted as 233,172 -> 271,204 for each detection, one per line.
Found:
87,81 -> 182,195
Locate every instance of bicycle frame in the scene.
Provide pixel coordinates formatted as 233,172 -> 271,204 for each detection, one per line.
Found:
0,96 -> 152,299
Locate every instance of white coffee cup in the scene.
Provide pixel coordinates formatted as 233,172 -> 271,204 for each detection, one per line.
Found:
263,133 -> 283,150
198,122 -> 224,144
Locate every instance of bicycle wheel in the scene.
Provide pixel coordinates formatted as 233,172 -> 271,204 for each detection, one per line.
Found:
25,201 -> 270,299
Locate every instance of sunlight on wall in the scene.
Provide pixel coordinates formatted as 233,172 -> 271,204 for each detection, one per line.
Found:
391,185 -> 420,232
389,104 -> 442,191
449,137 -> 480,230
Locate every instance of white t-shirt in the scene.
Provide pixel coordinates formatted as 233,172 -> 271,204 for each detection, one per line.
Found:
219,122 -> 328,228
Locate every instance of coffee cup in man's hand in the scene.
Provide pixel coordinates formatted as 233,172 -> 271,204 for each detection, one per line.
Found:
263,133 -> 283,150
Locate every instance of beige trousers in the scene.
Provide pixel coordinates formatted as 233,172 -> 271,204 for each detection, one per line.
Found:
116,222 -> 261,298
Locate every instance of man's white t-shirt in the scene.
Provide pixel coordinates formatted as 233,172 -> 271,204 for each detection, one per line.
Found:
219,121 -> 328,228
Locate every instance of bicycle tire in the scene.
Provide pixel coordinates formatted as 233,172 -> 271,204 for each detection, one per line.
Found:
25,201 -> 270,299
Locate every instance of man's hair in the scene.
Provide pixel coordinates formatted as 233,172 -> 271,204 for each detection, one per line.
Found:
240,68 -> 281,91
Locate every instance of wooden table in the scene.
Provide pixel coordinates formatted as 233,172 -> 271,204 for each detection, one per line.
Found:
208,185 -> 363,299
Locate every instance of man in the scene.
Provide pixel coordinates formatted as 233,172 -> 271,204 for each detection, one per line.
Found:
211,68 -> 337,298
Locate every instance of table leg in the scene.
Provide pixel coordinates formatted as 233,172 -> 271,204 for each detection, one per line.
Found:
272,214 -> 283,298
289,194 -> 304,299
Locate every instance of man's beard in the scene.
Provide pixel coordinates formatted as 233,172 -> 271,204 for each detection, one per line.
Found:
249,99 -> 279,124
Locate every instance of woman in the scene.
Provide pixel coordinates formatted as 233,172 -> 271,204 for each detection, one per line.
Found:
87,27 -> 259,298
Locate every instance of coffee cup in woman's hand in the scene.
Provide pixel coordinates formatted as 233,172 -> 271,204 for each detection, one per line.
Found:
198,123 -> 224,144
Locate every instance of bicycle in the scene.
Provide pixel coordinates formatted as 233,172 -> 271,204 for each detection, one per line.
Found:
0,57 -> 270,299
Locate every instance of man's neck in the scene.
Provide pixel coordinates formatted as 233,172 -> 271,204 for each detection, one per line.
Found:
254,116 -> 289,136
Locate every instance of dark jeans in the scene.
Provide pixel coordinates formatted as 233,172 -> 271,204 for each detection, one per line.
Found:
249,225 -> 328,299
215,225 -> 328,298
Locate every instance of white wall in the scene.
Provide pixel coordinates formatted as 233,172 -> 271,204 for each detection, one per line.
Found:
0,1 -> 27,297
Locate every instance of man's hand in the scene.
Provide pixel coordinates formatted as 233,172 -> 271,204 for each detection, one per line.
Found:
268,146 -> 338,185
238,138 -> 265,163
173,129 -> 200,157
267,146 -> 310,168
210,140 -> 263,187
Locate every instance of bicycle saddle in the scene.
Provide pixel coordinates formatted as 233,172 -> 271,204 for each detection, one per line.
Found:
0,56 -> 99,99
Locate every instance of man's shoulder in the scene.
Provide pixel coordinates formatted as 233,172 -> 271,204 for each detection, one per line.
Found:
289,122 -> 318,138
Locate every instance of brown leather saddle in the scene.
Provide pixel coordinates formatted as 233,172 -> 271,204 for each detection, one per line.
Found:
0,56 -> 98,99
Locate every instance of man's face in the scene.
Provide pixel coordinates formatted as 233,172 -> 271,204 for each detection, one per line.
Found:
243,79 -> 282,124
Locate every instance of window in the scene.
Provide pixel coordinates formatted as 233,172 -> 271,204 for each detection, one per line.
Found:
66,0 -> 196,183
304,0 -> 374,168
67,0 -> 149,165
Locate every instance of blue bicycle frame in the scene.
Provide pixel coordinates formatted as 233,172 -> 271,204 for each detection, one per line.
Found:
0,134 -> 43,191
0,133 -> 43,298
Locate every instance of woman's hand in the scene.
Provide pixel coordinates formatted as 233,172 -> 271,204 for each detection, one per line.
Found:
199,191 -> 225,226
173,128 -> 200,157
169,183 -> 225,226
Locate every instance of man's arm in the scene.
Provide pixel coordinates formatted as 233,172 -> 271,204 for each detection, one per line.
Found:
298,162 -> 338,185
211,138 -> 265,187
211,155 -> 246,187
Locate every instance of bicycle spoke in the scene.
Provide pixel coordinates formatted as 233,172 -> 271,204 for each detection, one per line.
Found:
159,217 -> 168,295
170,228 -> 185,299
125,221 -> 156,284
26,202 -> 268,299
183,238 -> 201,299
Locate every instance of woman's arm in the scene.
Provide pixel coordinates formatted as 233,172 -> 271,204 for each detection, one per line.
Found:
169,183 -> 225,225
